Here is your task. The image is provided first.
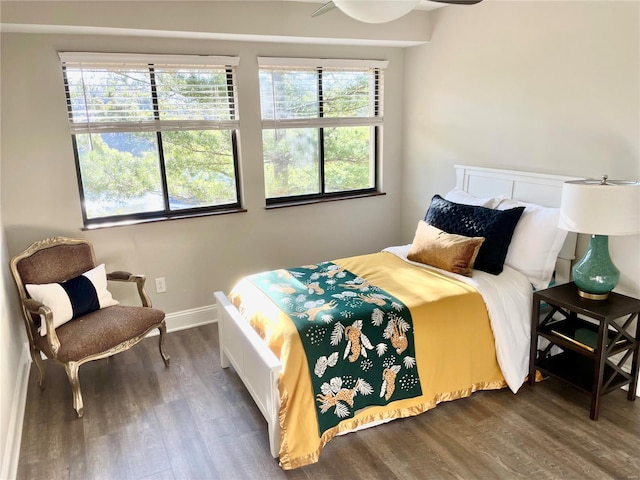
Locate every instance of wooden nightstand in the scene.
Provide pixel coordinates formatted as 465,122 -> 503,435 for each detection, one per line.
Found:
528,282 -> 640,420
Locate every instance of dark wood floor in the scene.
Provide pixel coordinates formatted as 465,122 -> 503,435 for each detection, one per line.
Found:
17,324 -> 640,480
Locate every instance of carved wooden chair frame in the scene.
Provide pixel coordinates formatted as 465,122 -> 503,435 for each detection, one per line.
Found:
10,236 -> 170,417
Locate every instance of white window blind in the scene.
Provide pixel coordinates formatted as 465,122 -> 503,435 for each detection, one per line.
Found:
257,57 -> 387,130
60,52 -> 240,134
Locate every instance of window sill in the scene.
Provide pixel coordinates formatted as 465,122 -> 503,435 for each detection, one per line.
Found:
265,191 -> 386,210
82,207 -> 247,231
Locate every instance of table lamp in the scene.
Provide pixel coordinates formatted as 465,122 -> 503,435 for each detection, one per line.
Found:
559,176 -> 640,300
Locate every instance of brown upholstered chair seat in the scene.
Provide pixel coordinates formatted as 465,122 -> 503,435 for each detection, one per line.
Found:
33,305 -> 165,363
10,236 -> 170,417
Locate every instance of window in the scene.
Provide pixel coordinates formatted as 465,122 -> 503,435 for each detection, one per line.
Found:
60,53 -> 241,226
258,57 -> 387,205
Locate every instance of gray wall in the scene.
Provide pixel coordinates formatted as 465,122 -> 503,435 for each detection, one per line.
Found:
0,4 -> 413,473
2,0 -> 640,475
0,37 -> 407,309
0,184 -> 28,480
402,0 -> 640,297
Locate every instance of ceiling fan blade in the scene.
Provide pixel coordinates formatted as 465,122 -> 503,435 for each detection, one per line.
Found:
311,1 -> 337,17
428,0 -> 483,4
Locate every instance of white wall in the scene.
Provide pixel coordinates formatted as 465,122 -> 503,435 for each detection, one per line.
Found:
2,1 -> 639,473
0,162 -> 29,479
0,0 -> 430,46
0,2 -> 427,475
0,34 -> 408,311
403,0 -> 640,297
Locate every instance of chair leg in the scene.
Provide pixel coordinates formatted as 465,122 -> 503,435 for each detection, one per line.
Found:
30,347 -> 46,390
158,322 -> 170,367
64,362 -> 84,418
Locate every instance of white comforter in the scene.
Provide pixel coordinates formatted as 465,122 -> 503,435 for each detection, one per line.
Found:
384,245 -> 533,393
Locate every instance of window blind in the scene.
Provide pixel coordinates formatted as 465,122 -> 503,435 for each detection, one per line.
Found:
60,52 -> 240,134
257,57 -> 387,130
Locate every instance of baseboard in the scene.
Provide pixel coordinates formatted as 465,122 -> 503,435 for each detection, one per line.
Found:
146,304 -> 217,336
619,356 -> 640,396
2,302 -> 638,480
621,380 -> 640,398
620,385 -> 640,397
1,343 -> 31,480
4,305 -> 217,479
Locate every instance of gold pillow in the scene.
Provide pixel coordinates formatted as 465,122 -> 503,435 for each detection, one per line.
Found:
407,221 -> 485,277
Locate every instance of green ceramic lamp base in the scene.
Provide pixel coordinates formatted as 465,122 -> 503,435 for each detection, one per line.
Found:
572,235 -> 619,300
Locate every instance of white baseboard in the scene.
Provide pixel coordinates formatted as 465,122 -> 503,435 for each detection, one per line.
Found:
146,304 -> 217,337
610,354 -> 639,398
1,343 -> 31,480
3,305 -> 217,479
166,304 -> 217,332
5,302 -> 635,480
621,380 -> 640,398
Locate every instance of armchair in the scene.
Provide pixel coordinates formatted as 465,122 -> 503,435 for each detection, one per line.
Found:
10,236 -> 169,417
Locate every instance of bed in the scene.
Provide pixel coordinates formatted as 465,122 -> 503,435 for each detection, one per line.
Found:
214,165 -> 581,469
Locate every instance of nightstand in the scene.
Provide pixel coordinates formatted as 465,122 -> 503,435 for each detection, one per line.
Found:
528,282 -> 640,420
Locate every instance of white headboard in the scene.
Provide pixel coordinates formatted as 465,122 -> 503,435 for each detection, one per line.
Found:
454,164 -> 583,285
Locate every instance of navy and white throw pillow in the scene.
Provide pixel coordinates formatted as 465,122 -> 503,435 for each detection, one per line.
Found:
26,264 -> 119,336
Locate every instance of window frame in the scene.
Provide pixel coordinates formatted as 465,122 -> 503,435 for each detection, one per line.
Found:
60,52 -> 243,228
258,58 -> 387,206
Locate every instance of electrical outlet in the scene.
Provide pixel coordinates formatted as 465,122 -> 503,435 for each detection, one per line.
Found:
155,277 -> 166,294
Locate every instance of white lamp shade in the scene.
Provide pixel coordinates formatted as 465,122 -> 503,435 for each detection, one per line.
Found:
559,179 -> 640,236
334,0 -> 420,23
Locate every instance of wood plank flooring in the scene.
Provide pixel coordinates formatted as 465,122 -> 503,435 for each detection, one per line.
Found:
17,324 -> 640,480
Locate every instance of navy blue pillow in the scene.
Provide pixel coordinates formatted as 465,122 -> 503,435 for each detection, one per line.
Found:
59,274 -> 101,319
424,195 -> 525,275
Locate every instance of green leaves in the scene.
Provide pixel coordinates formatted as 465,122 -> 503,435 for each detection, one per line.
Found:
260,66 -> 379,200
77,134 -> 161,217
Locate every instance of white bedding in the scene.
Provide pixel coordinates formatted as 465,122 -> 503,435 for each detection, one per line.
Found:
384,244 -> 533,393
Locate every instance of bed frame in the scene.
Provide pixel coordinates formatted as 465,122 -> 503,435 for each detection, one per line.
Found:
214,164 -> 582,459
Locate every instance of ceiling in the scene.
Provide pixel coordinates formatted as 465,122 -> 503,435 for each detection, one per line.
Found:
1,0 -> 436,47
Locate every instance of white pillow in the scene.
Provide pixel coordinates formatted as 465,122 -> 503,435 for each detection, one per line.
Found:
444,187 -> 504,208
496,199 -> 568,290
26,264 -> 119,336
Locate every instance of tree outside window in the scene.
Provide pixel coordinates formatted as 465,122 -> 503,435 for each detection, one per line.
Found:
61,53 -> 241,226
258,59 -> 385,204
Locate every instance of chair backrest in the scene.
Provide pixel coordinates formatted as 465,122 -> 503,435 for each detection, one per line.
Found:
10,237 -> 97,337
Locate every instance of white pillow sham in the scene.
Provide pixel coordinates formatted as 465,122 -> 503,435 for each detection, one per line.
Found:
444,187 -> 504,208
496,199 -> 568,290
26,264 -> 119,336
